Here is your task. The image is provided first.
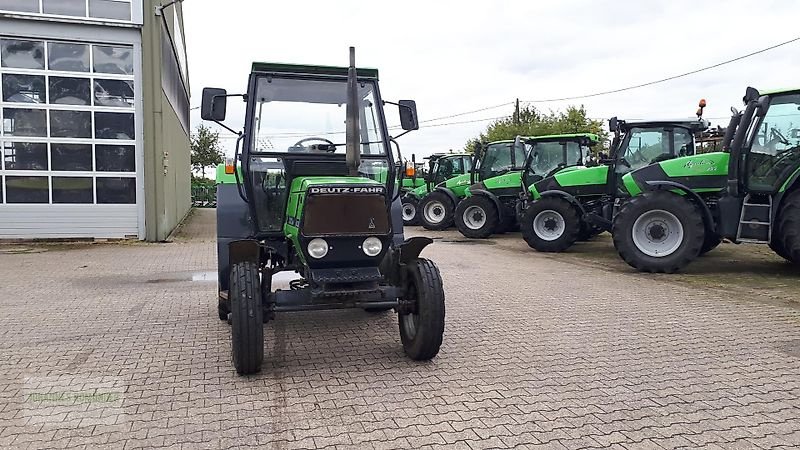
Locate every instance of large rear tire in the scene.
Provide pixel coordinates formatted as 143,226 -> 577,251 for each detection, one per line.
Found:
454,195 -> 500,238
699,233 -> 722,255
229,261 -> 264,375
776,189 -> 800,264
520,197 -> 581,252
612,191 -> 704,273
419,192 -> 455,230
401,197 -> 420,226
399,259 -> 445,360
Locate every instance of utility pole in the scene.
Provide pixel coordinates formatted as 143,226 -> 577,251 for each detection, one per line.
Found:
514,98 -> 520,126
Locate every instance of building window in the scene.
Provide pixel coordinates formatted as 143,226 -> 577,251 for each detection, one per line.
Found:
1,0 -> 133,22
0,37 -> 137,205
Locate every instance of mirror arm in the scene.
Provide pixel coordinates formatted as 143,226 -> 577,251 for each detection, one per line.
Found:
214,120 -> 242,137
391,129 -> 412,140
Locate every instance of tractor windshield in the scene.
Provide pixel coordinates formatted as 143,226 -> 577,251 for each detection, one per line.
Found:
526,141 -> 587,176
744,92 -> 800,191
432,156 -> 470,184
476,142 -> 526,180
618,126 -> 693,171
249,76 -> 387,155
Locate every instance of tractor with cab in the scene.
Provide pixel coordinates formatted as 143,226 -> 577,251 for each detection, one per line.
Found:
401,152 -> 472,226
520,110 -> 708,252
204,48 -> 446,375
455,133 -> 598,238
613,87 -> 800,272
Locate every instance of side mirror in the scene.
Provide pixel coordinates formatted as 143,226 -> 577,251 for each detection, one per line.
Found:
201,87 -> 228,121
744,86 -> 760,103
608,117 -> 618,132
398,100 -> 419,131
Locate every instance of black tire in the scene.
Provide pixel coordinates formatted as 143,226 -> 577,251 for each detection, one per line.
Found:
776,189 -> 800,264
399,259 -> 445,360
217,297 -> 229,321
229,261 -> 264,375
699,233 -> 722,255
454,195 -> 500,238
401,197 -> 420,226
612,191 -> 705,273
520,197 -> 581,252
419,192 -> 455,230
577,221 -> 602,241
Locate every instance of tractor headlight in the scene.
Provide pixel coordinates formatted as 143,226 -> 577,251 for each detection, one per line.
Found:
362,237 -> 382,257
307,238 -> 329,259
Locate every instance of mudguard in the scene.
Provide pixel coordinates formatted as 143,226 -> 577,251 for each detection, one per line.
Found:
469,189 -> 503,216
539,189 -> 588,217
433,187 -> 459,206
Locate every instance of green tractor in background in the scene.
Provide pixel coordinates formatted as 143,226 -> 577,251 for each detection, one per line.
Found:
203,48 -> 446,375
455,133 -> 598,238
398,154 -> 427,193
613,87 -> 800,272
418,140 -> 522,230
402,152 -> 473,226
520,113 -> 708,252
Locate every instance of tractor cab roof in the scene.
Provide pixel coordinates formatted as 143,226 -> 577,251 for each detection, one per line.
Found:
612,117 -> 709,133
758,87 -> 800,96
520,133 -> 600,145
251,62 -> 379,80
427,152 -> 470,161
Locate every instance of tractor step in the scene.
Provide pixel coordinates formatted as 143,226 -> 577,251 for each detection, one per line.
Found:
736,194 -> 772,244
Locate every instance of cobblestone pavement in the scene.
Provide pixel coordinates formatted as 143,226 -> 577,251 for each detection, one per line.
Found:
1,209 -> 800,449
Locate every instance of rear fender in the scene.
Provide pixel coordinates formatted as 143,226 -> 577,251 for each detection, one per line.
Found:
645,180 -> 716,234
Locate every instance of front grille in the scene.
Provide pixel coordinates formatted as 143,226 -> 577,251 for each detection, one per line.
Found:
302,193 -> 389,235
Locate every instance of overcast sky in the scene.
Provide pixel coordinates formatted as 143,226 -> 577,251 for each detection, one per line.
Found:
183,0 -> 800,158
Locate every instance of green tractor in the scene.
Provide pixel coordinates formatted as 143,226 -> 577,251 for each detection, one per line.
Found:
613,87 -> 800,272
203,48 -> 446,375
418,140 -> 521,230
401,152 -> 472,226
398,154 -> 427,193
455,133 -> 598,238
520,114 -> 708,252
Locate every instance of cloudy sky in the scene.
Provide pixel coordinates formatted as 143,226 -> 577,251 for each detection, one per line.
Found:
183,0 -> 800,158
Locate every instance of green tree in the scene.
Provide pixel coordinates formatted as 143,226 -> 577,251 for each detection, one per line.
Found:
191,125 -> 223,178
465,104 -> 609,154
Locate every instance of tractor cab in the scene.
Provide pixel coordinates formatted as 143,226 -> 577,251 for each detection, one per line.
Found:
520,133 -> 599,190
202,48 -> 446,375
426,153 -> 472,187
470,140 -> 526,185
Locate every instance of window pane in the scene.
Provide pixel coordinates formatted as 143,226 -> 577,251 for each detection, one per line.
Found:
52,177 -> 93,203
48,42 -> 89,72
50,110 -> 92,138
93,79 -> 134,107
51,143 -> 92,171
96,177 -> 135,203
96,145 -> 134,172
94,112 -> 134,139
5,176 -> 48,203
89,0 -> 130,20
2,108 -> 47,136
49,76 -> 91,105
92,45 -> 133,75
3,142 -> 47,170
1,39 -> 44,69
0,0 -> 40,13
2,73 -> 45,103
42,0 -> 86,16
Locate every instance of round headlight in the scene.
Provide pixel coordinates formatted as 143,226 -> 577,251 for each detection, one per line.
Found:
307,238 -> 329,259
362,237 -> 383,257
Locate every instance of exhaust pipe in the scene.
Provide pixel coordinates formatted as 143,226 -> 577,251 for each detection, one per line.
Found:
345,46 -> 361,176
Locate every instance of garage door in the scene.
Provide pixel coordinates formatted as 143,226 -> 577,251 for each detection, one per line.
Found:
0,35 -> 142,239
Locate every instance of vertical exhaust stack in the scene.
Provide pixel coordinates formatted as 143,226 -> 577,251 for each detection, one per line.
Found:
345,47 -> 361,176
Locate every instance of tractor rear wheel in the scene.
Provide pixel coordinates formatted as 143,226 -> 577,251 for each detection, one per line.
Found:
612,191 -> 704,273
399,259 -> 445,360
520,197 -> 580,252
454,195 -> 500,238
218,297 -> 229,321
229,261 -> 264,375
401,197 -> 420,226
776,189 -> 800,264
419,192 -> 454,230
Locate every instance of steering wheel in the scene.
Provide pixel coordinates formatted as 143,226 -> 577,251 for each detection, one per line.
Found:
293,137 -> 337,152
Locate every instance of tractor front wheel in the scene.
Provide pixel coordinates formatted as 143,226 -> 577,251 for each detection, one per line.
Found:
229,261 -> 265,375
612,191 -> 704,273
401,197 -> 420,226
520,197 -> 580,252
776,189 -> 800,264
454,195 -> 500,238
419,192 -> 455,230
399,259 -> 445,360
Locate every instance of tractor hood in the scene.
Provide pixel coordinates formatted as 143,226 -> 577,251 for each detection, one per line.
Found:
621,152 -> 729,197
529,165 -> 610,199
290,176 -> 384,194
